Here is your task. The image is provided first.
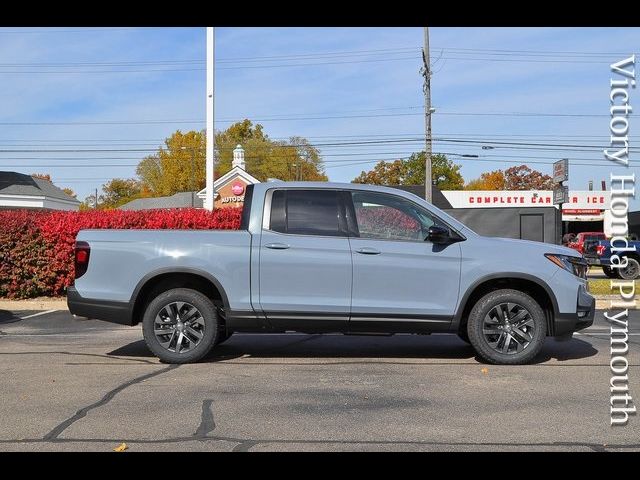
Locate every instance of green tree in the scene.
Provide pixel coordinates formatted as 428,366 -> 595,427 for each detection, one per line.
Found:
352,152 -> 464,190
136,121 -> 327,197
100,178 -> 144,209
136,130 -> 206,197
80,178 -> 145,210
62,187 -> 77,198
214,121 -> 326,181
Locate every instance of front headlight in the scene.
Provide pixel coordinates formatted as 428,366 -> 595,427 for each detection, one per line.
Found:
545,254 -> 588,279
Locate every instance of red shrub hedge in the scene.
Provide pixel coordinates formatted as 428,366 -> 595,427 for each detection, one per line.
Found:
0,208 -> 242,299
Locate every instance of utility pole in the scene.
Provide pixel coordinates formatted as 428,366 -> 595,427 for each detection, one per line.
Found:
94,188 -> 98,209
422,26 -> 433,203
204,27 -> 215,211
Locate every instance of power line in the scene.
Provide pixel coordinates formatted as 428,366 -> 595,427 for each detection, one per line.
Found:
0,109 -> 617,126
432,46 -> 639,56
0,131 -> 636,144
0,56 -> 421,74
0,28 -> 142,34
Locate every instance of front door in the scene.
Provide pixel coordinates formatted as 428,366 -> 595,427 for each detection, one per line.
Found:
259,189 -> 352,330
347,190 -> 462,332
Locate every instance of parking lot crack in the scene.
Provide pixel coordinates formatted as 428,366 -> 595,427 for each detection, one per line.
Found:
42,364 -> 179,441
193,399 -> 216,440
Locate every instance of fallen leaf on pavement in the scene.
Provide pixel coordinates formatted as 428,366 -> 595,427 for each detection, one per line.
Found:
480,368 -> 489,375
113,443 -> 128,452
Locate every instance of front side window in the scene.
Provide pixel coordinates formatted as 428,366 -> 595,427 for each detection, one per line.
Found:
351,191 -> 438,241
269,189 -> 343,236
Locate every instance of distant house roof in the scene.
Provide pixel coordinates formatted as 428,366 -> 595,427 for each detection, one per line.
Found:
196,166 -> 260,199
389,185 -> 453,209
119,192 -> 203,211
121,166 -> 261,211
0,171 -> 80,210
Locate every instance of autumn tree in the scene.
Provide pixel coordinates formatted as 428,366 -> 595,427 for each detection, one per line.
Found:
214,121 -> 326,181
80,178 -> 145,210
31,173 -> 52,181
465,170 -> 505,190
136,130 -> 206,197
136,121 -> 327,197
503,165 -> 554,190
62,188 -> 77,198
100,178 -> 144,209
352,153 -> 464,190
465,165 -> 553,190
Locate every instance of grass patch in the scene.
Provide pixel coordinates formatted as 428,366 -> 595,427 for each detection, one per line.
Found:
588,278 -> 640,295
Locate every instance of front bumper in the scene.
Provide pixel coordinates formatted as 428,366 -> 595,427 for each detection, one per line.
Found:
67,287 -> 134,325
553,284 -> 595,336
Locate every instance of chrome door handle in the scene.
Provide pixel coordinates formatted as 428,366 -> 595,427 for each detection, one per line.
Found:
265,242 -> 290,250
355,247 -> 381,255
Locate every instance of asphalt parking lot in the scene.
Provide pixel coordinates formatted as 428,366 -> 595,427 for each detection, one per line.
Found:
1,307 -> 639,451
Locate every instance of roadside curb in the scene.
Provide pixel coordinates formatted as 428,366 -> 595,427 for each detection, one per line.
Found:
0,298 -> 68,311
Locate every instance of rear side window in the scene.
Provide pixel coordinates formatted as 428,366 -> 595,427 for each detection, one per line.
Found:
269,189 -> 343,236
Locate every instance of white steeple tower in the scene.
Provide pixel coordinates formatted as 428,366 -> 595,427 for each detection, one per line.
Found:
232,144 -> 245,170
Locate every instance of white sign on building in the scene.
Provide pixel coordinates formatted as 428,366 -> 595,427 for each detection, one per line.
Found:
441,190 -> 611,222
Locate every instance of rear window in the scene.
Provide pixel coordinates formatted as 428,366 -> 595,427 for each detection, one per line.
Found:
269,189 -> 343,237
584,234 -> 604,241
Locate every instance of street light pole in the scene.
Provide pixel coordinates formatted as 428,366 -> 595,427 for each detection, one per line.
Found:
205,27 -> 215,211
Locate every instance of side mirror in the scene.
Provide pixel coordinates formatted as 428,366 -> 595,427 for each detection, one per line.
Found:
427,225 -> 451,244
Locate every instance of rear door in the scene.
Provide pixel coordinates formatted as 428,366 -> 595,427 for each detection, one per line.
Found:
258,188 -> 352,330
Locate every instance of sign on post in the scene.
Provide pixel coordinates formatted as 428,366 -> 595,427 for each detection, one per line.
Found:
553,185 -> 569,205
553,158 -> 569,183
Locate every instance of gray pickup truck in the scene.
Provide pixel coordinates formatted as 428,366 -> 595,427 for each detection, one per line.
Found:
68,182 -> 594,365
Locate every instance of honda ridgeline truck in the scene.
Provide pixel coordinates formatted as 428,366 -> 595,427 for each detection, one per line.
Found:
68,182 -> 594,365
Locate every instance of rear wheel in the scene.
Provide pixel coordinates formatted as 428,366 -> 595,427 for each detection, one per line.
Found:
618,257 -> 640,280
142,288 -> 218,364
602,266 -> 620,279
467,289 -> 547,365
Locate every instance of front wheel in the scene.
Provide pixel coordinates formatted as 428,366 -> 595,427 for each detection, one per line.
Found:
467,289 -> 547,365
142,288 -> 219,364
602,266 -> 620,279
618,257 -> 640,280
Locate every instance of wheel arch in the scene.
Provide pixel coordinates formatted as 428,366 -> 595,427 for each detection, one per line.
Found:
129,267 -> 231,326
453,273 -> 559,336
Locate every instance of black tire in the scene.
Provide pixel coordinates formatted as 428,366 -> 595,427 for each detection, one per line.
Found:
618,257 -> 640,280
602,266 -> 620,279
142,288 -> 218,364
467,289 -> 547,365
457,330 -> 471,344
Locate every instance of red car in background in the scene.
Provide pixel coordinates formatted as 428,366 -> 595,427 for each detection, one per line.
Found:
566,232 -> 606,261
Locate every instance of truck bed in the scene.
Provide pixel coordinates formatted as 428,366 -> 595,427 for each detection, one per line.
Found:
74,229 -> 252,310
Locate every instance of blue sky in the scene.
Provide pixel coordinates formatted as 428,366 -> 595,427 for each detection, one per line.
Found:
0,27 -> 638,209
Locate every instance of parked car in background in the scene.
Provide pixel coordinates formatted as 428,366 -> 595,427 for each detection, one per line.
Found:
68,182 -> 594,365
594,239 -> 640,279
568,232 -> 606,265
